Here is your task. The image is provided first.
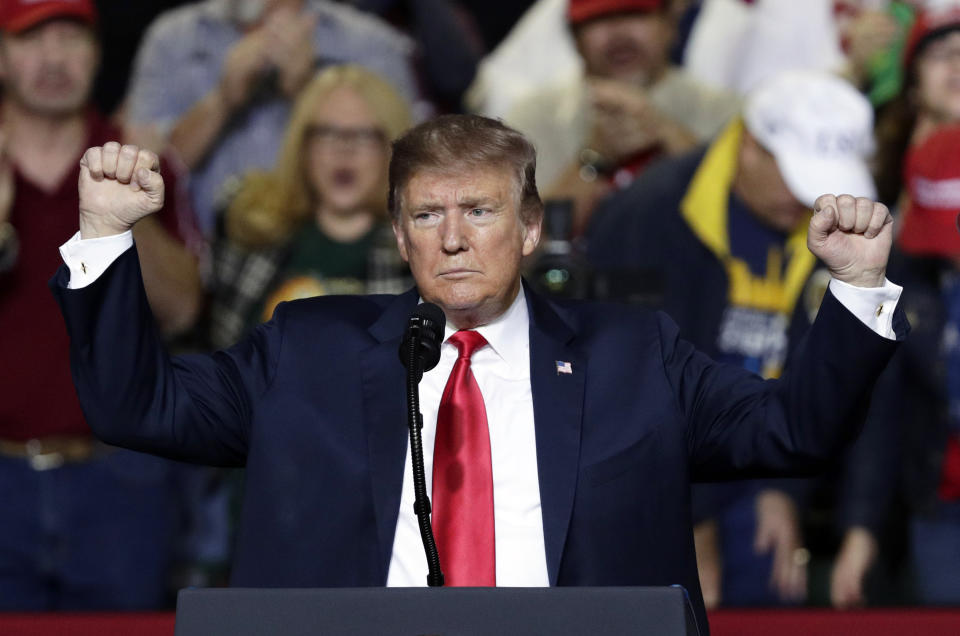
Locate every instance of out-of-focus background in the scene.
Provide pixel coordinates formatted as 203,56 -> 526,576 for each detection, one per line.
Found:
2,1 -> 960,633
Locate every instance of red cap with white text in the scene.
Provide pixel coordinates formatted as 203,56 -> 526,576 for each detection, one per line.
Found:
567,0 -> 665,25
0,0 -> 97,34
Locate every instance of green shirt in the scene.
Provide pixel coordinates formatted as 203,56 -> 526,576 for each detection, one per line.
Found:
256,222 -> 388,324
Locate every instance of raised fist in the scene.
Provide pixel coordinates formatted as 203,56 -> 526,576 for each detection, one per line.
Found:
807,194 -> 893,289
78,142 -> 164,239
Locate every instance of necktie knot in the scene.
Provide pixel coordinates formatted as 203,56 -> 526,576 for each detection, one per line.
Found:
448,330 -> 487,360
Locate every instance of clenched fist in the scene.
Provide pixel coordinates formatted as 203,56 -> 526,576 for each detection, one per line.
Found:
807,194 -> 893,289
78,142 -> 164,239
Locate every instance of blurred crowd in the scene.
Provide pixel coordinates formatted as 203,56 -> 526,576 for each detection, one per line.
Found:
1,0 -> 959,612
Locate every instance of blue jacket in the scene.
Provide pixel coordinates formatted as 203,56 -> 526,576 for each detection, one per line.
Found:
50,246 -> 904,631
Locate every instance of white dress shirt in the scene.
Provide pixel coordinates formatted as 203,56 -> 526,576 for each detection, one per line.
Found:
59,230 -> 904,587
386,287 -> 549,586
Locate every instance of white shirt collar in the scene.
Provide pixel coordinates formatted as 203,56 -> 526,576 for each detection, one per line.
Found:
429,286 -> 531,376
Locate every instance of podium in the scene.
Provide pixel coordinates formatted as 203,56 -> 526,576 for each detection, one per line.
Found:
175,586 -> 700,635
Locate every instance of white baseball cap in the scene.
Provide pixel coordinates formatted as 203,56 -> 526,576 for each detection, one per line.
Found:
743,70 -> 876,208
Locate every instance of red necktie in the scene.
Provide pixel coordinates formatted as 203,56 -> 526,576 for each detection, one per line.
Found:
432,330 -> 495,586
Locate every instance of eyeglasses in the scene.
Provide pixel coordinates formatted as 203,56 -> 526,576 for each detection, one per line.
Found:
305,124 -> 386,150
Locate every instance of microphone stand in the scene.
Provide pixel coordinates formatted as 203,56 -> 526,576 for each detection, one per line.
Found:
405,327 -> 445,587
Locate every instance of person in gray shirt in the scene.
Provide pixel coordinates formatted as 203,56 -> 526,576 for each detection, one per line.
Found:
124,0 -> 421,235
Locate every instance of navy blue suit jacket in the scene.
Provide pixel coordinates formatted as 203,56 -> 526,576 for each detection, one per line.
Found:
51,246 -> 904,631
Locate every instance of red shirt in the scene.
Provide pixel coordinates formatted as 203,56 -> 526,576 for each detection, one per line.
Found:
0,110 -> 199,440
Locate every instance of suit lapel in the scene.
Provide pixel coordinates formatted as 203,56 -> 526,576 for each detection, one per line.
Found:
359,285 -> 586,585
360,288 -> 420,581
525,285 -> 586,585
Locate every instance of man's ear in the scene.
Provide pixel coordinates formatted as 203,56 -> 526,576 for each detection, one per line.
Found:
521,211 -> 542,257
392,221 -> 409,263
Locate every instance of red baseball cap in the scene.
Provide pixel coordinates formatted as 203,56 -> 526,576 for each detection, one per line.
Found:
0,0 -> 97,34
567,0 -> 665,26
903,7 -> 960,71
899,125 -> 960,257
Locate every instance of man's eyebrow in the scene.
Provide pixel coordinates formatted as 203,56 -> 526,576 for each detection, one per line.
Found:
409,196 -> 502,212
457,196 -> 501,208
410,201 -> 443,212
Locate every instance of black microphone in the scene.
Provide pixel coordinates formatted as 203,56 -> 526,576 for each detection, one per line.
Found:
398,302 -> 446,586
398,302 -> 445,381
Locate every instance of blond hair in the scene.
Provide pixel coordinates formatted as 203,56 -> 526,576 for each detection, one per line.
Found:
226,65 -> 413,248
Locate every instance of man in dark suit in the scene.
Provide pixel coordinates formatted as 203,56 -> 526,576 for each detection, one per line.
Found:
51,115 -> 904,632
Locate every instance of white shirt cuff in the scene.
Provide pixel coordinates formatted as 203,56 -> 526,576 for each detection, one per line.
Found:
59,231 -> 134,289
828,277 -> 903,340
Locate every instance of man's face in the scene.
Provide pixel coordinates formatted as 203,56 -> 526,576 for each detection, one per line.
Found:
916,31 -> 960,124
393,167 -> 542,329
0,20 -> 98,116
574,11 -> 674,85
734,133 -> 808,234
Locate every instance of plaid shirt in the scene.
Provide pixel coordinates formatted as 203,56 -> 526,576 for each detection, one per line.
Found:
208,222 -> 411,350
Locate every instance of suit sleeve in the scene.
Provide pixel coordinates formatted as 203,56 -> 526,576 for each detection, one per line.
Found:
50,245 -> 281,466
834,351 -> 902,536
660,288 -> 906,481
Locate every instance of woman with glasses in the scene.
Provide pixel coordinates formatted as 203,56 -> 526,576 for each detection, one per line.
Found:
209,64 -> 413,350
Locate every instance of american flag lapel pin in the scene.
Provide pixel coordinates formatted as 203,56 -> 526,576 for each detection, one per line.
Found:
556,360 -> 573,375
